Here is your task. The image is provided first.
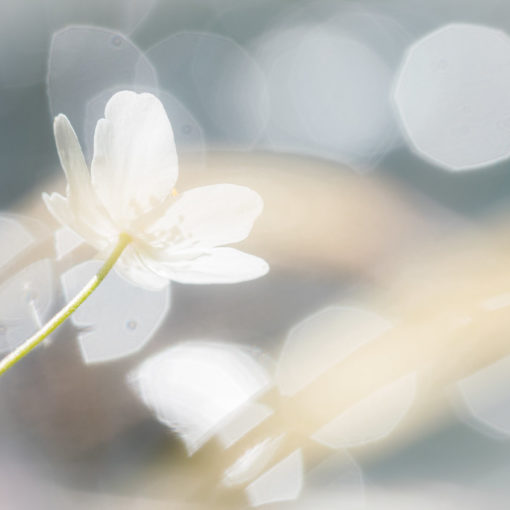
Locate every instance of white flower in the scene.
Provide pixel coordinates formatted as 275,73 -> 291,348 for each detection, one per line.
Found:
43,91 -> 269,290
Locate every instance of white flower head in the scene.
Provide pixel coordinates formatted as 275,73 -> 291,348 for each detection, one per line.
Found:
43,91 -> 269,290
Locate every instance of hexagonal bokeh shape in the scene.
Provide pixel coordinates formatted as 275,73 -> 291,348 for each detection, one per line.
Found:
394,23 -> 510,171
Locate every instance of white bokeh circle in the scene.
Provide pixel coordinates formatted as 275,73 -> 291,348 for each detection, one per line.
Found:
394,23 -> 510,171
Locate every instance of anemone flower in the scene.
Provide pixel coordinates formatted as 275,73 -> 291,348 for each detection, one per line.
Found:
0,91 -> 268,375
43,90 -> 268,289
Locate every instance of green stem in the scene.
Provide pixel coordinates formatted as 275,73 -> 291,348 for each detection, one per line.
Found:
0,233 -> 131,377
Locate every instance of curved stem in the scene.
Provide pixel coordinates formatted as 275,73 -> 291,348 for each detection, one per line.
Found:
0,233 -> 131,377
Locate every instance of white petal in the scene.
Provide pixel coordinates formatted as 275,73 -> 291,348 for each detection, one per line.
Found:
145,247 -> 269,284
49,115 -> 116,242
115,245 -> 170,291
145,184 -> 263,250
91,91 -> 178,225
43,192 -> 109,250
53,114 -> 91,200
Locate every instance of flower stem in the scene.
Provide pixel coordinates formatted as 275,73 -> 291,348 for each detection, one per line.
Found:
0,233 -> 131,377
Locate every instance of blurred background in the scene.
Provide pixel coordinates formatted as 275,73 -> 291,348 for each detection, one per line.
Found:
2,0 -> 510,508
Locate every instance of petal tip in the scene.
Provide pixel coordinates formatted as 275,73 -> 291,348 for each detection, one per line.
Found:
53,113 -> 70,130
105,90 -> 163,116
